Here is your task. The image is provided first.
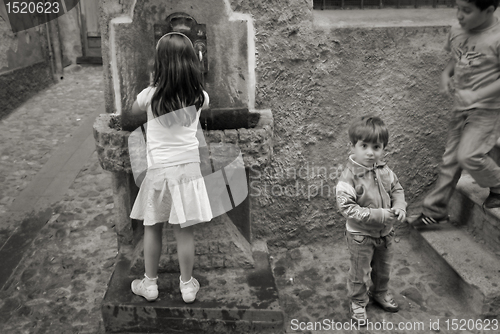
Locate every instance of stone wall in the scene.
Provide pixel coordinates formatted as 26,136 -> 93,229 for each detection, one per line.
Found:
0,6 -> 53,119
100,0 -> 252,115
0,62 -> 53,119
234,1 -> 453,247
0,25 -> 46,72
100,0 -> 456,247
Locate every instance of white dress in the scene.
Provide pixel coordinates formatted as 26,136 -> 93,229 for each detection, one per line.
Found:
129,87 -> 213,227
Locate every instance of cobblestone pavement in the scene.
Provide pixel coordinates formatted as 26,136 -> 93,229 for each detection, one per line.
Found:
269,232 -> 483,334
0,65 -> 106,241
0,65 -> 485,334
0,152 -> 116,334
0,65 -> 116,334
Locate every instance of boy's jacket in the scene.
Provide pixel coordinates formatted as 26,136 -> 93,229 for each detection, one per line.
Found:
336,156 -> 406,238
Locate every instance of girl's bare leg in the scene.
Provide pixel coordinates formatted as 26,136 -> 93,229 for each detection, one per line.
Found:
144,223 -> 163,279
173,224 -> 195,282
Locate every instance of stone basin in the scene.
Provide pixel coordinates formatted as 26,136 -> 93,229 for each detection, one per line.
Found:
93,106 -> 273,249
93,104 -> 274,257
93,108 -> 273,175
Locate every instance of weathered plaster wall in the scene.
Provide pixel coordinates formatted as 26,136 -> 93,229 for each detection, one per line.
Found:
0,9 -> 52,119
0,25 -> 46,73
100,0 -> 454,247
229,0 -> 452,248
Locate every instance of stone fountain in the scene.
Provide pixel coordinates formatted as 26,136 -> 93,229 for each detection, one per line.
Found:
93,1 -> 282,333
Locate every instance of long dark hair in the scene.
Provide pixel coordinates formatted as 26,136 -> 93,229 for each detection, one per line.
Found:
151,33 -> 205,126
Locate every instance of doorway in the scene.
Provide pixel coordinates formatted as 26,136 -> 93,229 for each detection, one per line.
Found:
77,0 -> 102,64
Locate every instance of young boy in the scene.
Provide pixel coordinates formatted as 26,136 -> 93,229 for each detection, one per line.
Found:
336,116 -> 407,324
415,0 -> 500,227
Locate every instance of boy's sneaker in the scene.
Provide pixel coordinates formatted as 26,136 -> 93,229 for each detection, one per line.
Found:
369,291 -> 399,312
483,192 -> 500,209
180,277 -> 200,303
410,213 -> 448,228
131,277 -> 158,302
350,302 -> 367,326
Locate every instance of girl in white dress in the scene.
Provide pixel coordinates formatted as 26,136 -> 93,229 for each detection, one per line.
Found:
124,32 -> 213,303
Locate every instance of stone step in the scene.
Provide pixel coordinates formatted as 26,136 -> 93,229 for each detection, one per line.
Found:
76,56 -> 103,65
449,174 -> 500,254
102,241 -> 284,334
408,175 -> 500,318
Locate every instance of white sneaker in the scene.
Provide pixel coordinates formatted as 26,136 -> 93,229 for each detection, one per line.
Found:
179,277 -> 200,303
131,277 -> 158,302
350,302 -> 367,325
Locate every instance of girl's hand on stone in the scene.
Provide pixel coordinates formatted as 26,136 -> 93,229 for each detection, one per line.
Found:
391,208 -> 406,222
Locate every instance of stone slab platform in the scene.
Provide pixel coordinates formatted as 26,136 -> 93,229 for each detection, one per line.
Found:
408,175 -> 500,318
102,243 -> 284,334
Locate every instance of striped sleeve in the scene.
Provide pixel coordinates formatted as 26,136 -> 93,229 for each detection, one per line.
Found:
336,180 -> 370,221
336,171 -> 385,227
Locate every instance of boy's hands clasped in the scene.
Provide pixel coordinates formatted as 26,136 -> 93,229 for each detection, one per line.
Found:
383,208 -> 406,223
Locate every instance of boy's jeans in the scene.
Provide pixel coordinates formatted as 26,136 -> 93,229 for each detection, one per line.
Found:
346,230 -> 395,307
423,108 -> 500,219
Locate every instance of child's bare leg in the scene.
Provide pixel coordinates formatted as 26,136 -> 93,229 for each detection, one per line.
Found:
173,224 -> 195,282
144,223 -> 163,279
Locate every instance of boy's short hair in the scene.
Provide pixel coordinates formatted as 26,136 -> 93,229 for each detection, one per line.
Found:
467,0 -> 499,10
348,116 -> 389,148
